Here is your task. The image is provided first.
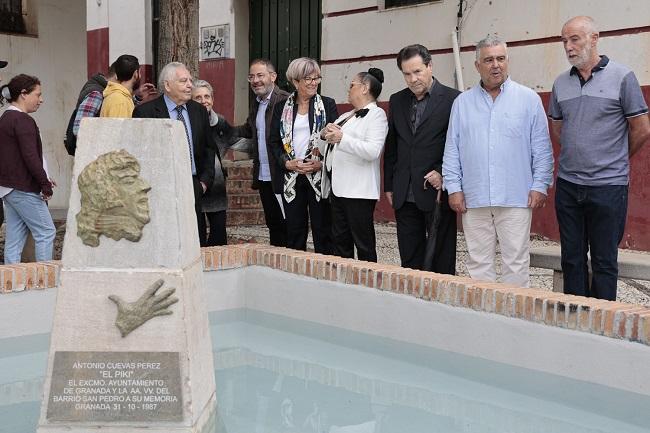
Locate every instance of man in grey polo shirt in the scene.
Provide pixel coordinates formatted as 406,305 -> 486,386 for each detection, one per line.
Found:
549,16 -> 650,300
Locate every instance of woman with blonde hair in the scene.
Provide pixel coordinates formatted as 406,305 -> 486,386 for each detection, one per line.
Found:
269,57 -> 338,253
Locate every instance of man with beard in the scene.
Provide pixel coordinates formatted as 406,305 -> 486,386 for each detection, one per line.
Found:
100,54 -> 141,118
234,59 -> 289,246
549,16 -> 650,300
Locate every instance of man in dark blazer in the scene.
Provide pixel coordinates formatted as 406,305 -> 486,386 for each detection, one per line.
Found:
234,59 -> 289,247
383,44 -> 460,273
133,62 -> 216,238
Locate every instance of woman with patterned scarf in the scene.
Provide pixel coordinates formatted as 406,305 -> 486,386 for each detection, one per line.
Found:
269,57 -> 338,253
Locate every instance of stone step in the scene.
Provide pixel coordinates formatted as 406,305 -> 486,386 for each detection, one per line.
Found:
226,209 -> 265,226
228,193 -> 261,209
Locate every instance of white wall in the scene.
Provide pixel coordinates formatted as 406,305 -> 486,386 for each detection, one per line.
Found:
320,0 -> 650,102
0,0 -> 87,211
106,0 -> 151,65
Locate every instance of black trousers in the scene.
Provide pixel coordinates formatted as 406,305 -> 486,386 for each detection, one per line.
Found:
198,210 -> 227,247
282,175 -> 333,254
330,193 -> 377,262
192,176 -> 206,245
258,180 -> 287,247
395,199 -> 456,273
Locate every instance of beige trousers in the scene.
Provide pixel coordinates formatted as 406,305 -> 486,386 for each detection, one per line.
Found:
462,207 -> 532,288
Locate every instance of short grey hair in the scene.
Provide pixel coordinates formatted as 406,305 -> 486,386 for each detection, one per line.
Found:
158,62 -> 188,93
564,16 -> 599,36
192,79 -> 213,95
285,57 -> 320,83
475,35 -> 508,61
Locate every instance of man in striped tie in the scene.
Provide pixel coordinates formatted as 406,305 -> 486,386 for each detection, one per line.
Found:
133,62 -> 217,239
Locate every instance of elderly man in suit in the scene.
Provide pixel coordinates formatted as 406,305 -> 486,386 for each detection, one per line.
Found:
234,59 -> 289,247
383,44 -> 460,273
133,62 -> 216,238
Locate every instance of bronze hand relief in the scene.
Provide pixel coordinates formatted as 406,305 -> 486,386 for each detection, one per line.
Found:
108,279 -> 179,337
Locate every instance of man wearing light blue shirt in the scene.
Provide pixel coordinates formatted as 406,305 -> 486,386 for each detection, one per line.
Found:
443,35 -> 553,287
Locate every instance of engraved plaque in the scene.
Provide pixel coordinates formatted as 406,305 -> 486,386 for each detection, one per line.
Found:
47,351 -> 182,422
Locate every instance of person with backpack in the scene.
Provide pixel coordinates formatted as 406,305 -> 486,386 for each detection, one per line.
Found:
64,67 -> 115,155
65,58 -> 157,155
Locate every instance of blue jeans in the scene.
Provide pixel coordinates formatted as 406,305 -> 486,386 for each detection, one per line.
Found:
2,189 -> 56,264
555,178 -> 628,300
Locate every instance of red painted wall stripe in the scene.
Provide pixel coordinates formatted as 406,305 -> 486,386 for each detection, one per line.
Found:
86,27 -> 109,78
199,58 -> 236,124
324,6 -> 378,18
321,25 -> 650,65
336,85 -> 650,251
140,64 -> 153,86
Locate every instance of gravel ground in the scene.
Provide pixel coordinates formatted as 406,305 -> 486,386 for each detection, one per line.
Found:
2,221 -> 649,306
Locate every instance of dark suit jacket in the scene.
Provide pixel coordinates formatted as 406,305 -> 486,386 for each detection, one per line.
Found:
132,95 -> 216,188
234,85 -> 290,190
383,80 -> 460,212
268,94 -> 338,194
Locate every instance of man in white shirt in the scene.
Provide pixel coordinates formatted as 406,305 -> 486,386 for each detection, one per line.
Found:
443,35 -> 553,287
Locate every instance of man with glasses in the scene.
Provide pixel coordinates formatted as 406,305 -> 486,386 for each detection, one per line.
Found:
383,44 -> 460,273
235,59 -> 289,247
443,35 -> 553,287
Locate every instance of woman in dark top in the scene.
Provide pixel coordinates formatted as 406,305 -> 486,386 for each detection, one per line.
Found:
191,79 -> 232,246
269,57 -> 338,254
0,74 -> 56,264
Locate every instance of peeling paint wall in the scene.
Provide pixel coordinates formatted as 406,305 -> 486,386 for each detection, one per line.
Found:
0,0 -> 87,213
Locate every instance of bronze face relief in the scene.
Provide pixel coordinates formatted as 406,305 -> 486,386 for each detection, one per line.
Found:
76,150 -> 151,247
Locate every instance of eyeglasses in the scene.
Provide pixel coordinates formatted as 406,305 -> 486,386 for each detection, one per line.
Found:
301,76 -> 322,84
247,73 -> 268,82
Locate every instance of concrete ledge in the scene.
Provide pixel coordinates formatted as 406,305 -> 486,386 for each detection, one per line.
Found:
530,246 -> 650,281
4,244 -> 650,347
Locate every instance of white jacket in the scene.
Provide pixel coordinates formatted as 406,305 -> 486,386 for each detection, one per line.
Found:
321,102 -> 388,200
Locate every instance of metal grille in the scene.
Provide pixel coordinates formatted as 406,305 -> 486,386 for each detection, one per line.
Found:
249,0 -> 322,92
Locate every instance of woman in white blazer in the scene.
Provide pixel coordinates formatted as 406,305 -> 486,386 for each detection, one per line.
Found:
320,68 -> 388,262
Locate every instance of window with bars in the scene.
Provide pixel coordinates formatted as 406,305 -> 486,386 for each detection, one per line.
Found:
0,0 -> 26,34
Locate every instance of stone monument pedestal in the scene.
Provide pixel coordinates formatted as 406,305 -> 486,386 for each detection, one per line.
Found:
37,118 -> 216,433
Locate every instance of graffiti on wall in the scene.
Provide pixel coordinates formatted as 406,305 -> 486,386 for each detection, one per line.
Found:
200,24 -> 230,59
